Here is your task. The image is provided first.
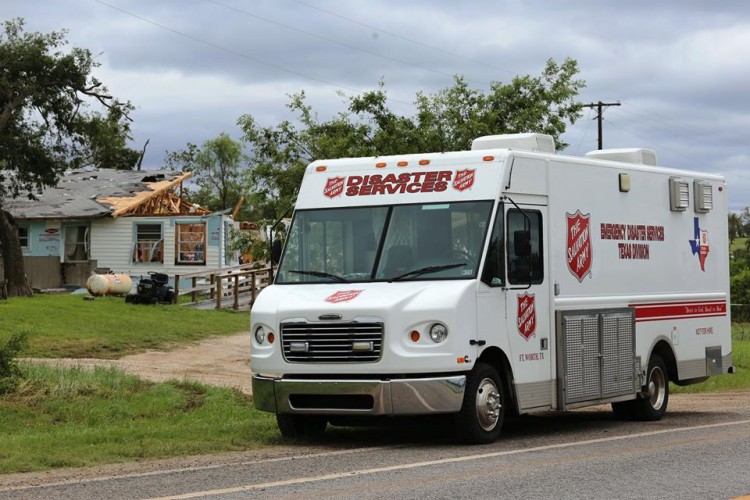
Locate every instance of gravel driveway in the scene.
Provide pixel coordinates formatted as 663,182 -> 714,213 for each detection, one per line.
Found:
28,333 -> 254,394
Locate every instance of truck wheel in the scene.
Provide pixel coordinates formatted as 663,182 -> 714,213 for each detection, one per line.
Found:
455,363 -> 505,444
632,354 -> 669,421
276,414 -> 327,440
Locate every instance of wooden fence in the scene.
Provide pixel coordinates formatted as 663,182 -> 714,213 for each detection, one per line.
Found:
174,264 -> 272,310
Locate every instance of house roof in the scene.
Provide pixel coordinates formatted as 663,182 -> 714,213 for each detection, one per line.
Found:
7,168 -> 200,220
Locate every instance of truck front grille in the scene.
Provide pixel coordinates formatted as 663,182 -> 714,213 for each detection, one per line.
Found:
281,322 -> 383,363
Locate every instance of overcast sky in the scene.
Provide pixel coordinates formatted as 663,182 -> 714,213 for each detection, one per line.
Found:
6,0 -> 750,210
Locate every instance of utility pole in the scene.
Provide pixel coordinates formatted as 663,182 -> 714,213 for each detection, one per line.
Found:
582,101 -> 620,150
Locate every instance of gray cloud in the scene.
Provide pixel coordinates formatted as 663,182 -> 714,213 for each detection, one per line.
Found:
5,0 -> 750,209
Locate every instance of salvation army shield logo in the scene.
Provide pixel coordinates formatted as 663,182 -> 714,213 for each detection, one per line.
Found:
566,211 -> 592,282
325,290 -> 363,303
517,292 -> 536,340
452,169 -> 476,192
323,177 -> 345,198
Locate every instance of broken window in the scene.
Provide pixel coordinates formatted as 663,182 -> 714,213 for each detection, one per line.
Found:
133,224 -> 164,263
64,225 -> 90,262
175,222 -> 206,265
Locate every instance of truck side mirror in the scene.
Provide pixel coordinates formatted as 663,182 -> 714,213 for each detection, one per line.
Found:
271,239 -> 282,265
513,230 -> 531,257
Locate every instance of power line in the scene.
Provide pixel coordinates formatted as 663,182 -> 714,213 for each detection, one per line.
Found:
582,101 -> 620,150
91,0 -> 412,106
601,117 -> 699,166
205,0 -> 458,79
618,101 -> 724,141
571,108 -> 596,155
291,0 -> 517,77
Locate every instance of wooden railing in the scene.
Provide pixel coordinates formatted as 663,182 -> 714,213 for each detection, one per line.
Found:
174,264 -> 272,310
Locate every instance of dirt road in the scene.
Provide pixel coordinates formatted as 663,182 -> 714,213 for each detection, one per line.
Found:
30,333 -> 254,394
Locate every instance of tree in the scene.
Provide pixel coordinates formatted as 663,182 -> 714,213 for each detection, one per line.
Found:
76,106 -> 141,171
238,58 -> 585,222
165,133 -> 245,213
0,18 -> 136,297
729,212 -> 743,245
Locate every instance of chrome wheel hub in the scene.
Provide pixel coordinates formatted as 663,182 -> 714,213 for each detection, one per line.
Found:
475,378 -> 501,431
648,366 -> 666,410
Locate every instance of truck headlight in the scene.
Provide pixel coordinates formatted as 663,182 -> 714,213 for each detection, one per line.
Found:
429,323 -> 448,343
254,325 -> 266,344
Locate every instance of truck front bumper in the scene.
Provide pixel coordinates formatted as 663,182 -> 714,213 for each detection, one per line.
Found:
252,374 -> 466,416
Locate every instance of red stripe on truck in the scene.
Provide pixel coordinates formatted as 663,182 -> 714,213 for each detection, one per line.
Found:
629,300 -> 727,322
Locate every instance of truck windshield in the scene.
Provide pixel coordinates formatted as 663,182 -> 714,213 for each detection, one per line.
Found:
276,200 -> 493,283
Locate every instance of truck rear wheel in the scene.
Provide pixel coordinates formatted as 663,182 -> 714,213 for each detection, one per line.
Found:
455,363 -> 505,444
633,354 -> 669,421
276,414 -> 327,440
611,354 -> 669,421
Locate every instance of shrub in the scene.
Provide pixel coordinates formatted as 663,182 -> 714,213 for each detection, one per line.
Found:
0,332 -> 29,394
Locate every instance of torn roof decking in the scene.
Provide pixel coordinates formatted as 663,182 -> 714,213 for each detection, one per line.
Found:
7,169 -> 208,219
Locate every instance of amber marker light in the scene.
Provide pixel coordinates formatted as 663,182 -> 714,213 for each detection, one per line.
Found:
376,162 -> 387,168
419,159 -> 430,166
267,332 -> 275,344
410,330 -> 421,342
397,161 -> 409,167
315,166 -> 327,172
483,156 -> 494,162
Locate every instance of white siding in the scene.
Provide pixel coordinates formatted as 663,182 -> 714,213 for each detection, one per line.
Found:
89,215 -> 236,279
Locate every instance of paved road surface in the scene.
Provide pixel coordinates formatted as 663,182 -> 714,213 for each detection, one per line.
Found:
1,391 -> 748,499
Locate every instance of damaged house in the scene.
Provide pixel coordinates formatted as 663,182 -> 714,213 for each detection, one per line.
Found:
3,169 -> 238,289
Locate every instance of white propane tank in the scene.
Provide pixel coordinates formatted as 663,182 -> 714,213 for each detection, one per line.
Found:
86,273 -> 133,296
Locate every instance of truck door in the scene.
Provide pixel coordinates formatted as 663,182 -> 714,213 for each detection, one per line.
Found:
504,205 -> 553,411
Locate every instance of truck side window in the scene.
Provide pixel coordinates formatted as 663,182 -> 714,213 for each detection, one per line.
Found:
480,207 -> 505,287
507,209 -> 543,284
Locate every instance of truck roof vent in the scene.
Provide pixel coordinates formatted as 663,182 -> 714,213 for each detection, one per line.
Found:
471,133 -> 556,154
585,148 -> 657,166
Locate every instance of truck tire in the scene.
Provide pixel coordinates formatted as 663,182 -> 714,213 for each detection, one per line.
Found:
611,354 -> 670,421
276,414 -> 327,440
454,363 -> 505,444
632,354 -> 669,421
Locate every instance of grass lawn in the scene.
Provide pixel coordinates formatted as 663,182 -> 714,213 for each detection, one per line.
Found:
0,294 -> 249,358
671,324 -> 750,393
729,237 -> 747,254
0,364 -> 278,474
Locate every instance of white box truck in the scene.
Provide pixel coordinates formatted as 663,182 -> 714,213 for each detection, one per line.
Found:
251,133 -> 733,443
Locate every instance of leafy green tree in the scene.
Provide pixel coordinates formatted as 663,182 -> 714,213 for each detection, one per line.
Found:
165,133 -> 245,213
729,212 -> 743,245
0,18 -> 136,297
77,106 -> 141,171
238,58 -> 585,223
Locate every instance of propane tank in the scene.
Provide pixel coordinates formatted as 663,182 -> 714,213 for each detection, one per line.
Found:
86,273 -> 133,296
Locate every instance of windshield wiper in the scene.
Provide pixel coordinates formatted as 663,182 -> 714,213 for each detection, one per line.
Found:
389,263 -> 466,282
288,270 -> 349,283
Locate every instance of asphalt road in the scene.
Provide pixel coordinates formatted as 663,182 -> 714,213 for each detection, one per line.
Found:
2,392 -> 749,500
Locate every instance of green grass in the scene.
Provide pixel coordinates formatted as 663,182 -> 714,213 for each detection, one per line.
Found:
0,363 -> 278,474
0,294 -> 249,358
730,237 -> 748,254
671,324 -> 750,393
